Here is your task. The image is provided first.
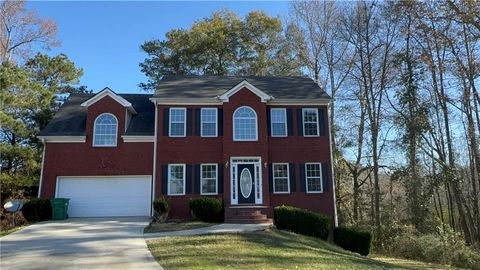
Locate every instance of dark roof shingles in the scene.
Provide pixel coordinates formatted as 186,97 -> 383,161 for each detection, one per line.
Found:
41,76 -> 329,137
153,76 -> 331,100
40,93 -> 154,136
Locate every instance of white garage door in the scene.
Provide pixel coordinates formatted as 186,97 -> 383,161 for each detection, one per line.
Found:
56,176 -> 152,217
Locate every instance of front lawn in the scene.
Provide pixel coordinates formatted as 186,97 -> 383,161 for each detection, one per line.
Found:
144,221 -> 218,233
147,229 -> 455,270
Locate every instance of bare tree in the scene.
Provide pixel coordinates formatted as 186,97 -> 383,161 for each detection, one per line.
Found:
1,0 -> 59,64
342,1 -> 398,239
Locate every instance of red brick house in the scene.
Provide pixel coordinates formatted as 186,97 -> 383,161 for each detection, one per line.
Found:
38,76 -> 337,224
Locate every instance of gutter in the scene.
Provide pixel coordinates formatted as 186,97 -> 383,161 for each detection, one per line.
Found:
37,139 -> 46,198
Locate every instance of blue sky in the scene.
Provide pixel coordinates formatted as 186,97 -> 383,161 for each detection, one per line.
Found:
28,1 -> 290,93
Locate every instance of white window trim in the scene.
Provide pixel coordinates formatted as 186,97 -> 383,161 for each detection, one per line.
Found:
169,108 -> 187,137
200,108 -> 218,137
167,164 -> 186,196
270,108 -> 288,137
233,106 -> 258,141
273,163 -> 290,194
302,108 -> 320,137
305,163 -> 323,194
92,113 -> 118,147
200,163 -> 218,195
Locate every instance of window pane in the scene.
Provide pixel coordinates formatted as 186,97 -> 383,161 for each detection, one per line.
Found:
234,107 -> 257,140
273,164 -> 289,193
274,164 -> 288,178
271,109 -> 287,136
272,123 -> 286,136
170,109 -> 185,136
303,109 -> 318,136
201,109 -> 217,137
169,165 -> 185,195
201,164 -> 217,194
304,123 -> 318,136
307,177 -> 322,192
274,178 -> 289,192
93,114 -> 117,146
306,163 -> 321,192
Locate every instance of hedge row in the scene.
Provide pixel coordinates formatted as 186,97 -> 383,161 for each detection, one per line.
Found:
274,205 -> 329,240
189,197 -> 223,222
333,227 -> 372,256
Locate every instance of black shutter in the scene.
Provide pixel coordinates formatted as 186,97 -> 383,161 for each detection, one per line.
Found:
269,164 -> 274,193
218,108 -> 223,136
186,165 -> 192,194
186,108 -> 193,136
287,109 -> 293,136
300,163 -> 306,192
161,165 -> 168,194
322,163 -> 329,192
297,109 -> 303,136
218,164 -> 224,193
163,108 -> 169,136
319,108 -> 326,136
289,163 -> 296,192
195,108 -> 201,136
194,164 -> 201,194
267,108 -> 271,136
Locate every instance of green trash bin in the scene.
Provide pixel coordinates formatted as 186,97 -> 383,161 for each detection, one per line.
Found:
51,198 -> 70,220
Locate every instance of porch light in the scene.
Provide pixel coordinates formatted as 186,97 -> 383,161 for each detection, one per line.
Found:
225,161 -> 229,168
264,162 -> 267,169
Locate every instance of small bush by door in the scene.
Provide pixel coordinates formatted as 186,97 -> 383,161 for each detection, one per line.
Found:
333,227 -> 372,256
189,197 -> 223,222
273,205 -> 330,240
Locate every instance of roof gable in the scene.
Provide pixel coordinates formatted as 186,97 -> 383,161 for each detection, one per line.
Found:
81,87 -> 137,114
218,80 -> 273,103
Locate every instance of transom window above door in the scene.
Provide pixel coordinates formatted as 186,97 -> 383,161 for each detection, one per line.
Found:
233,106 -> 257,141
93,113 -> 118,147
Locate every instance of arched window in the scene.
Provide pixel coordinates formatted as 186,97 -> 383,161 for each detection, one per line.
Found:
93,113 -> 118,146
233,106 -> 257,141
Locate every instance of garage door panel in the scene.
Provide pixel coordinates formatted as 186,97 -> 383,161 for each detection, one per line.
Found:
56,176 -> 152,217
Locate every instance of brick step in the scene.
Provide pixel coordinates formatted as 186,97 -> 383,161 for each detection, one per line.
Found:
225,218 -> 273,224
231,214 -> 268,220
225,211 -> 264,217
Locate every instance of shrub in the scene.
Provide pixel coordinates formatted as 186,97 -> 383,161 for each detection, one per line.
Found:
21,198 -> 52,222
386,229 -> 480,270
333,227 -> 372,256
189,197 -> 223,222
274,205 -> 330,240
152,197 -> 171,222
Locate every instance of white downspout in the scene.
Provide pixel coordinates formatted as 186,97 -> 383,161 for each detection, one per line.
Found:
327,103 -> 338,227
151,100 -> 158,216
37,139 -> 46,198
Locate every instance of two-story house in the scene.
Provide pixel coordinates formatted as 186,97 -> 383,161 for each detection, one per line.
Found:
38,76 -> 337,224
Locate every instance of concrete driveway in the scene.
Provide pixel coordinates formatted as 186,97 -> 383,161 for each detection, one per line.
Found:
0,218 -> 161,270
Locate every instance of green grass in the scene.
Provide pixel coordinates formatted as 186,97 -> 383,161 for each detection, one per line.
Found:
144,221 -> 218,233
0,226 -> 24,237
147,229 -> 456,270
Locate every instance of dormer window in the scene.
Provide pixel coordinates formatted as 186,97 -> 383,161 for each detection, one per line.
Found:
233,106 -> 257,141
93,113 -> 118,147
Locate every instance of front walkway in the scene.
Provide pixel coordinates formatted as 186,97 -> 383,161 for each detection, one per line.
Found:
0,218 -> 161,270
144,223 -> 272,239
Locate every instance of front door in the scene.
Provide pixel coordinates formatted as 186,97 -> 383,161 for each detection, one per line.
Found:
237,164 -> 255,204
